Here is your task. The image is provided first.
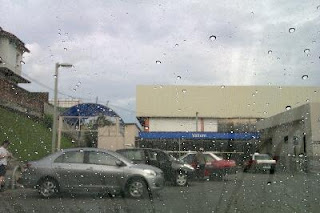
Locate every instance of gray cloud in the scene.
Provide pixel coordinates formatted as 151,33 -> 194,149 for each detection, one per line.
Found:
1,0 -> 319,122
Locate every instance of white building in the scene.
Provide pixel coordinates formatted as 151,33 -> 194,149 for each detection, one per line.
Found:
0,27 -> 29,76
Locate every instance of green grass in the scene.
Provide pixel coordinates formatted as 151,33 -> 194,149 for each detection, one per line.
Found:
0,106 -> 74,162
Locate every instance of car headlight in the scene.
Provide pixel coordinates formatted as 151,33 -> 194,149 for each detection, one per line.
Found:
144,169 -> 157,176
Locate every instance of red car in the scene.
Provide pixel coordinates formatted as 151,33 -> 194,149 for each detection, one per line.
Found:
179,152 -> 237,179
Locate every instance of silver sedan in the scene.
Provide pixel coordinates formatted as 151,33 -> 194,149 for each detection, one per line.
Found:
20,148 -> 164,199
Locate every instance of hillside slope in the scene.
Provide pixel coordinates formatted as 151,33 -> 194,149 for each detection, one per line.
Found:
0,106 -> 73,162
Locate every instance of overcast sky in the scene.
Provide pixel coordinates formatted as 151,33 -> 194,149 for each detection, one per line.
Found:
1,0 -> 319,122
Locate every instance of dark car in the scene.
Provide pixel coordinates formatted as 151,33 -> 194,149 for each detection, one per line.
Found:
116,148 -> 195,186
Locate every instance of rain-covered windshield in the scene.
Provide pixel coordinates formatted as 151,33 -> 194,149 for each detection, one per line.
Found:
0,1 -> 319,212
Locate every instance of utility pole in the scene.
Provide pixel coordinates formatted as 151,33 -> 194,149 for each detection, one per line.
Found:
196,112 -> 199,132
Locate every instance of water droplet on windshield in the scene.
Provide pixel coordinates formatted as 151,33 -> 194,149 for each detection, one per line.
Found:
209,35 -> 216,41
304,49 -> 310,54
285,106 -> 292,110
177,76 -> 181,80
289,28 -> 295,33
175,44 -> 179,47
268,50 -> 272,54
302,75 -> 308,80
20,61 -> 25,65
53,75 -> 57,79
182,89 -> 187,93
64,48 -> 68,51
221,85 -> 225,89
317,5 -> 320,10
156,60 -> 161,64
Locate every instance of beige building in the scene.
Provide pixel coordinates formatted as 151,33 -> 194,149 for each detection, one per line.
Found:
137,85 -> 320,132
98,121 -> 140,151
136,85 -> 320,168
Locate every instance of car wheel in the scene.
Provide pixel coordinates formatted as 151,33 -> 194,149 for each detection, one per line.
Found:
175,171 -> 188,186
38,177 -> 59,198
126,178 -> 148,199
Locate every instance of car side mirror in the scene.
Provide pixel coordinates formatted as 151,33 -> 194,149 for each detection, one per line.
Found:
115,160 -> 125,167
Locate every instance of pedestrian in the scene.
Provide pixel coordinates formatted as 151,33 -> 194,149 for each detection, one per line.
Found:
0,140 -> 12,191
194,147 -> 206,180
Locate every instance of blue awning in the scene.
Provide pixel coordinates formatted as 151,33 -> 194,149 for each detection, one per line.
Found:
139,132 -> 259,140
61,103 -> 124,125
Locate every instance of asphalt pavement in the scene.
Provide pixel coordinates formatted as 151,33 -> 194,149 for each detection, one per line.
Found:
0,171 -> 319,213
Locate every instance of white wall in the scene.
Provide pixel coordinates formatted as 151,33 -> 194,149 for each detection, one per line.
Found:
0,37 -> 22,75
149,117 -> 218,132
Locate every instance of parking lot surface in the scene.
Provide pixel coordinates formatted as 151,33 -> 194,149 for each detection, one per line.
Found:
0,172 -> 319,213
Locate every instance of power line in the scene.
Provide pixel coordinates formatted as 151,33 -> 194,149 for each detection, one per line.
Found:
22,73 -> 82,99
22,73 -> 139,115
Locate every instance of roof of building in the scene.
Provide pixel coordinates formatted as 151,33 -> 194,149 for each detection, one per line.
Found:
61,103 -> 125,125
136,85 -> 320,119
0,67 -> 30,84
0,27 -> 30,53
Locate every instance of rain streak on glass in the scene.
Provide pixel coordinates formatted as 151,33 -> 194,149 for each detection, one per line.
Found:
302,75 -> 309,80
289,28 -> 295,33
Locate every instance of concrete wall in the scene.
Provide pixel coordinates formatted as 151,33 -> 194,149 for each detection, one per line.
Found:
0,37 -> 23,75
257,103 -> 320,172
148,117 -> 218,132
0,78 -> 48,117
98,123 -> 139,151
137,85 -> 320,119
124,124 -> 140,147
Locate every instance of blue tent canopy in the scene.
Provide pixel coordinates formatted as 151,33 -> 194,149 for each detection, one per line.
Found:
61,103 -> 124,125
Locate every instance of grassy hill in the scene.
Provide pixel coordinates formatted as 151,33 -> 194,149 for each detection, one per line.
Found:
0,106 -> 74,162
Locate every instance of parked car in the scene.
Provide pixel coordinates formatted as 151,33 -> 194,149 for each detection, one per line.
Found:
116,148 -> 194,186
243,153 -> 276,173
20,148 -> 164,198
179,151 -> 237,179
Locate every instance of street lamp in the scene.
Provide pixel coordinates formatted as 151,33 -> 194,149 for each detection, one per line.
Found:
52,62 -> 73,153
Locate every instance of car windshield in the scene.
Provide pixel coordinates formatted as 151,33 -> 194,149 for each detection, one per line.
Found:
1,0 -> 319,212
